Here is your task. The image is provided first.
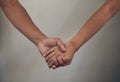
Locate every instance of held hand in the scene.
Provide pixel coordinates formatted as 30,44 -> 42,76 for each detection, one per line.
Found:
37,38 -> 66,57
45,42 -> 76,69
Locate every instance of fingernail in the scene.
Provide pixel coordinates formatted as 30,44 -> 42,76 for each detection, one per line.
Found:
43,54 -> 46,57
52,65 -> 56,69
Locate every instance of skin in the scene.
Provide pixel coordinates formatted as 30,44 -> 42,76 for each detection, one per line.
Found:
44,42 -> 76,68
0,0 -> 66,58
45,0 -> 120,69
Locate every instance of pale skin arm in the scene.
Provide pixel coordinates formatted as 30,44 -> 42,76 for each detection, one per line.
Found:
45,0 -> 120,69
0,0 -> 66,56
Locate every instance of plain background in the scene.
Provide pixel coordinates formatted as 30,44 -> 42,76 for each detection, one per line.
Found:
0,0 -> 120,82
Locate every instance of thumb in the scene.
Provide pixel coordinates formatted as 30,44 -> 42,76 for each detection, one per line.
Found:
56,39 -> 66,52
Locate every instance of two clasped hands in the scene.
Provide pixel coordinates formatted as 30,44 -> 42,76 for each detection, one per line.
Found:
38,37 -> 77,69
1,0 -> 120,69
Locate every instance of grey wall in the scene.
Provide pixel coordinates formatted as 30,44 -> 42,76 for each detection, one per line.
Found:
0,0 -> 120,82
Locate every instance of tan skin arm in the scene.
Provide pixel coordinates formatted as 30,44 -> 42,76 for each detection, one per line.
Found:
0,0 -> 46,45
45,0 -> 120,69
0,0 -> 66,56
70,0 -> 120,52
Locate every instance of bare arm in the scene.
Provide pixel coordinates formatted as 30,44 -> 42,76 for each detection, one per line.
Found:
45,0 -> 120,69
0,0 -> 66,56
70,0 -> 120,52
0,0 -> 46,45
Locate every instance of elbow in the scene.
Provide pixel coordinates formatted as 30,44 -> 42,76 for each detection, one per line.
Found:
0,0 -> 18,8
104,0 -> 120,17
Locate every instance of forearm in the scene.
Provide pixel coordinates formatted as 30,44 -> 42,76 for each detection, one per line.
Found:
0,0 -> 46,45
70,0 -> 120,52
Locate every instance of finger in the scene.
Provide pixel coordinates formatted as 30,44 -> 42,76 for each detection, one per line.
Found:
45,52 -> 55,62
52,65 -> 56,69
56,40 -> 66,52
62,57 -> 70,66
47,55 -> 60,68
49,58 -> 66,68
47,53 -> 59,64
48,58 -> 57,68
57,57 -> 64,66
43,47 -> 55,57
51,58 -> 59,69
61,58 -> 67,66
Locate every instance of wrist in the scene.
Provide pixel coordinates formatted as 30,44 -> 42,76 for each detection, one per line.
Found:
33,34 -> 47,46
69,39 -> 80,53
68,40 -> 78,54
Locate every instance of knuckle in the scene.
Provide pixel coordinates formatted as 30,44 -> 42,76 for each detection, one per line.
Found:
54,46 -> 58,49
64,57 -> 68,61
56,38 -> 60,41
53,58 -> 56,61
58,54 -> 61,56
64,57 -> 70,64
57,57 -> 60,61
